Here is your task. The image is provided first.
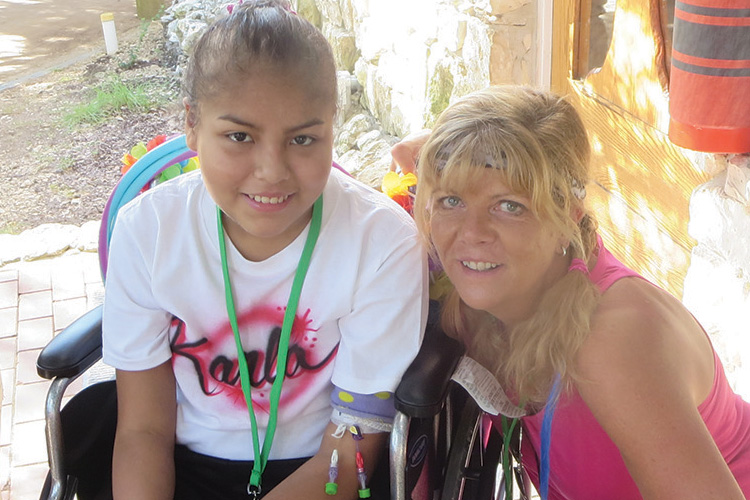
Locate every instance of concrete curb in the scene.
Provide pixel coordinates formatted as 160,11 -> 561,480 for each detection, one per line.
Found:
0,220 -> 100,266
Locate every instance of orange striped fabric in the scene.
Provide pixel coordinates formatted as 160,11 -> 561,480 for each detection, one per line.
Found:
668,0 -> 750,153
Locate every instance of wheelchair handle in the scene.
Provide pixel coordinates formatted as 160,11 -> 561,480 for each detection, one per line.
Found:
394,322 -> 465,418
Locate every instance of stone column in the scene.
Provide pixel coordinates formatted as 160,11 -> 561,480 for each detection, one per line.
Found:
682,154 -> 750,401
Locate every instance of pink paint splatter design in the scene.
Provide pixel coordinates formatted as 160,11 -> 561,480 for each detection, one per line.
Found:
170,303 -> 338,414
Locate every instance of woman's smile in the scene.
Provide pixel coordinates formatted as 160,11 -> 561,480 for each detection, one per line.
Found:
461,260 -> 501,272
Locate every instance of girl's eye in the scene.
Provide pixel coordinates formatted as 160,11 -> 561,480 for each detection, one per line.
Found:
228,132 -> 252,143
438,196 -> 462,209
291,135 -> 314,146
497,200 -> 525,215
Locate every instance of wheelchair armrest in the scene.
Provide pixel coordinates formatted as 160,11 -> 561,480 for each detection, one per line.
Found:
36,305 -> 104,380
394,322 -> 464,419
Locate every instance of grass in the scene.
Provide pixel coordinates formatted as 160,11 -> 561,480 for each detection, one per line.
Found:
0,102 -> 19,115
54,156 -> 75,173
49,183 -> 78,199
54,73 -> 76,83
0,221 -> 23,235
63,75 -> 168,126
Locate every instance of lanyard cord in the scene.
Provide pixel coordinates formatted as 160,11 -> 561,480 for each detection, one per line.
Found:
501,415 -> 519,499
499,379 -> 560,500
216,196 -> 323,497
539,374 -> 562,500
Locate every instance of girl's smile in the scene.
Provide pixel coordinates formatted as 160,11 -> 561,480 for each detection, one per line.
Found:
243,192 -> 293,212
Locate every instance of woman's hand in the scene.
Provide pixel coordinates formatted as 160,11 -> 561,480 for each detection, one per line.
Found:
390,129 -> 431,175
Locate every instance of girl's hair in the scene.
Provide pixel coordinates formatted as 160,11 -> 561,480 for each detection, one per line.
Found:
414,85 -> 600,407
183,0 -> 336,112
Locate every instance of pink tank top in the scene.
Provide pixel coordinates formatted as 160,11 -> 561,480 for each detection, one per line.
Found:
505,239 -> 750,499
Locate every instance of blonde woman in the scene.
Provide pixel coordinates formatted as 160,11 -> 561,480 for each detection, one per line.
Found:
397,85 -> 750,499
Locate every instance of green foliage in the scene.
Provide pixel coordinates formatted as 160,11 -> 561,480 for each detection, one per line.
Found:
425,63 -> 454,128
152,3 -> 167,21
55,156 -> 75,173
119,19 -> 153,70
0,221 -> 23,235
63,76 -> 165,126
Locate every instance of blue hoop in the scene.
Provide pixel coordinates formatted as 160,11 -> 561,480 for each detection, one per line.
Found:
99,135 -> 196,279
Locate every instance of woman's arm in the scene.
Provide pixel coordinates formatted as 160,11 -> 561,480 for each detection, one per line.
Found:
112,361 -> 177,500
576,279 -> 744,499
266,423 -> 388,500
390,129 -> 431,174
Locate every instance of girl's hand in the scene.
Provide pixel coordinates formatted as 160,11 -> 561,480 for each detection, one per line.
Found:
390,129 -> 431,175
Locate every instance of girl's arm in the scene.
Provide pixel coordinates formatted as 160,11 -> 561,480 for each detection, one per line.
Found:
266,422 -> 388,500
576,279 -> 745,499
112,361 -> 177,500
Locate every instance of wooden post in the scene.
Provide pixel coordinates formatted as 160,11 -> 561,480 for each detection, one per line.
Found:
136,0 -> 166,20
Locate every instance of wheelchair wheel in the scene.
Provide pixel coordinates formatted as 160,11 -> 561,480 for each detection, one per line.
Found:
440,396 -> 504,500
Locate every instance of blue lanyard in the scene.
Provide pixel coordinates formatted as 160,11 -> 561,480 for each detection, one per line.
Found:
539,374 -> 562,499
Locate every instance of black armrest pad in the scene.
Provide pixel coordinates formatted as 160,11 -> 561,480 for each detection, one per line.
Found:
395,320 -> 464,418
36,305 -> 104,380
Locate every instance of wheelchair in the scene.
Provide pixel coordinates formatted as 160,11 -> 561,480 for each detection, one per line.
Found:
36,135 -> 529,500
390,304 -> 530,500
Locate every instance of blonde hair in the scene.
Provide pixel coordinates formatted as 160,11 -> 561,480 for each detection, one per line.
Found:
414,86 -> 600,406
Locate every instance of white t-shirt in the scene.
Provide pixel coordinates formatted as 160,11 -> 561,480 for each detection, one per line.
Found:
102,168 -> 428,460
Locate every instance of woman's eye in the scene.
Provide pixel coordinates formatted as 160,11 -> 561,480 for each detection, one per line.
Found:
439,196 -> 462,209
228,132 -> 251,143
497,200 -> 525,215
291,135 -> 314,146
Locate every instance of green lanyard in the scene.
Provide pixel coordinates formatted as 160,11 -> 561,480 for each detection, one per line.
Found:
501,415 -> 519,499
216,196 -> 323,498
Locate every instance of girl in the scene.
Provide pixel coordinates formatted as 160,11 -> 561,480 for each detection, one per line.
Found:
409,85 -> 750,499
102,1 -> 427,499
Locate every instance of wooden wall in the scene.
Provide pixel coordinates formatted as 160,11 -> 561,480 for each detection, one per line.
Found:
551,0 -> 710,298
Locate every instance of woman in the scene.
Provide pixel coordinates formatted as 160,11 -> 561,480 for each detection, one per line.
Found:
405,85 -> 750,499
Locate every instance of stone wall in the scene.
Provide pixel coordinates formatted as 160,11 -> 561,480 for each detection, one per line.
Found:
297,0 -> 536,137
162,0 -> 536,187
682,155 -> 750,400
